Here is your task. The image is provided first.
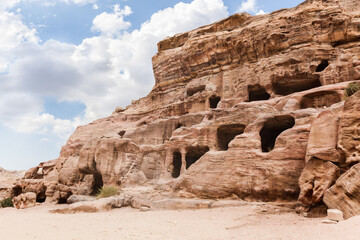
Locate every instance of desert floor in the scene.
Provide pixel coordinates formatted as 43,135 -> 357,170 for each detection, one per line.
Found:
0,202 -> 359,240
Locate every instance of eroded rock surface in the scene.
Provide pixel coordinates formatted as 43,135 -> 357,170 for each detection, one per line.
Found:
12,192 -> 37,209
12,0 -> 360,213
324,164 -> 360,219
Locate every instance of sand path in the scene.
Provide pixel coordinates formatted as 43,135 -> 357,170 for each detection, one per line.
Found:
0,203 -> 359,240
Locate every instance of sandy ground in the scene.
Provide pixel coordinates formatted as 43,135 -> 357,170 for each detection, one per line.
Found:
0,202 -> 359,240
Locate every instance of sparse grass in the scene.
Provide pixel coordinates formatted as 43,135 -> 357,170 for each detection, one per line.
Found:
96,185 -> 118,199
0,198 -> 13,208
344,82 -> 360,98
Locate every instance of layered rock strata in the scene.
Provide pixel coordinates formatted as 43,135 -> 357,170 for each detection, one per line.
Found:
12,0 -> 360,216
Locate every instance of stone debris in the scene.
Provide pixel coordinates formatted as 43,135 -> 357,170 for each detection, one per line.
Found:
327,209 -> 344,222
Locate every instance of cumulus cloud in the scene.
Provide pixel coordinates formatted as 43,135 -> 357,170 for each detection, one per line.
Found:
0,0 -> 229,142
237,0 -> 266,15
92,4 -> 132,36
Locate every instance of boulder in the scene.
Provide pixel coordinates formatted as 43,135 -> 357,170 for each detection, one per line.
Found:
305,110 -> 340,162
12,192 -> 37,209
67,195 -> 96,204
323,163 -> 360,219
298,159 -> 340,206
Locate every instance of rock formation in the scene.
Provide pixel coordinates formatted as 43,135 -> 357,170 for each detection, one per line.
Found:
0,167 -> 24,200
11,0 -> 360,218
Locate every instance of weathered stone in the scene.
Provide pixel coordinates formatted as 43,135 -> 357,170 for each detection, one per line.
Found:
66,195 -> 96,204
12,192 -> 36,209
338,91 -> 360,165
324,164 -> 360,219
305,110 -> 340,162
327,209 -> 344,221
298,159 -> 340,206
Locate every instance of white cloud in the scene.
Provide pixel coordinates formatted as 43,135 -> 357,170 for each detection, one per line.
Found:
0,0 -> 229,142
0,11 -> 38,50
237,0 -> 266,15
92,4 -> 132,36
93,3 -> 98,10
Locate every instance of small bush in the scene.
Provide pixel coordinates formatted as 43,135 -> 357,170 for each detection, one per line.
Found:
97,185 -> 118,199
345,82 -> 360,97
0,198 -> 13,208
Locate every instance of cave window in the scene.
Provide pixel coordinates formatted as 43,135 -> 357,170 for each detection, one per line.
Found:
209,96 -> 221,109
185,146 -> 209,169
248,84 -> 270,102
316,60 -> 329,72
36,187 -> 47,203
175,122 -> 183,129
187,85 -> 206,96
172,151 -> 182,178
300,91 -> 341,109
217,124 -> 246,151
272,74 -> 322,96
260,115 -> 295,152
91,173 -> 104,195
118,130 -> 126,138
12,185 -> 22,197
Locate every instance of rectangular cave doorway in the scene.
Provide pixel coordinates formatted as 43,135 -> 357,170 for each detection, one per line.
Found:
185,146 -> 210,169
217,124 -> 246,151
172,151 -> 182,178
209,96 -> 221,109
260,115 -> 295,152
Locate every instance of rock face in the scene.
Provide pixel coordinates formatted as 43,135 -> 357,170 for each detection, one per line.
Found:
323,91 -> 360,219
13,0 -> 360,213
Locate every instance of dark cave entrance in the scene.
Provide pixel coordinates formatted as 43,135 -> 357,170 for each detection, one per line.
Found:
316,60 -> 329,72
260,116 -> 295,152
272,73 -> 322,96
185,146 -> 210,169
248,84 -> 270,102
91,173 -> 104,195
172,151 -> 182,178
36,188 -> 47,203
217,124 -> 246,151
11,185 -> 22,197
209,96 -> 221,109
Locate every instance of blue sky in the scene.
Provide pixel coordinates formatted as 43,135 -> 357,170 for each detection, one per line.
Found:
0,0 -> 303,170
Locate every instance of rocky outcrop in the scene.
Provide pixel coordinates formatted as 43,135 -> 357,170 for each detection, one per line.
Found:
0,167 -> 24,200
12,192 -> 36,209
12,0 -> 360,214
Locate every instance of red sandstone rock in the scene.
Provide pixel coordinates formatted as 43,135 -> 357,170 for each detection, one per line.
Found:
13,0 -> 360,210
324,164 -> 360,219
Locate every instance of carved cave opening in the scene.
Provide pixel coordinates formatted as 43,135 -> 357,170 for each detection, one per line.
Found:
172,151 -> 182,178
185,146 -> 210,169
217,124 -> 246,151
300,91 -> 341,109
272,73 -> 322,96
12,185 -> 22,197
187,85 -> 206,96
36,187 -> 47,203
248,84 -> 270,102
91,173 -> 104,195
260,115 -> 295,152
209,96 -> 221,109
316,60 -> 329,72
118,130 -> 126,138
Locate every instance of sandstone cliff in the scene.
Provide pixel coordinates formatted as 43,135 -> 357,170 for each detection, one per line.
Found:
10,0 -> 360,217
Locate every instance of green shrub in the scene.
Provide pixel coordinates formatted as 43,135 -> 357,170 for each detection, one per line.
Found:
97,185 -> 118,199
0,198 -> 13,208
345,82 -> 360,97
